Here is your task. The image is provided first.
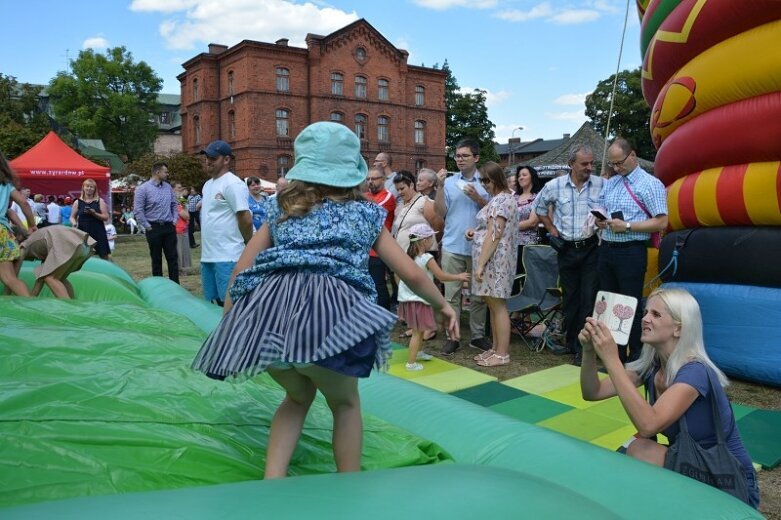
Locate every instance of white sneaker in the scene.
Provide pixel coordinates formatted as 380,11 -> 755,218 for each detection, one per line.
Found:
416,351 -> 433,361
405,362 -> 424,371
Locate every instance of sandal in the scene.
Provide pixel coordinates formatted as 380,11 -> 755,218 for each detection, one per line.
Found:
476,353 -> 510,367
473,349 -> 495,362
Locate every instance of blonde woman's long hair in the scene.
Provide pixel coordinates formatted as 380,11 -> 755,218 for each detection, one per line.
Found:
626,287 -> 729,388
277,180 -> 364,222
80,179 -> 100,201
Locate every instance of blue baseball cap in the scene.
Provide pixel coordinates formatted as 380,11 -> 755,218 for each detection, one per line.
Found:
200,140 -> 233,158
286,122 -> 368,188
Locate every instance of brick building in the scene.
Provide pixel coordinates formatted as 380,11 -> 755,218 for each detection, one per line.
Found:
178,19 -> 447,182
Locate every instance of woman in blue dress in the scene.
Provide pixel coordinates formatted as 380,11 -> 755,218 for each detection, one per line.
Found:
246,176 -> 267,231
192,122 -> 459,478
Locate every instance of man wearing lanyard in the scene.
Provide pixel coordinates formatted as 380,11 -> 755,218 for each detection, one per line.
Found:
535,144 -> 603,366
435,137 -> 490,355
134,162 -> 180,283
598,137 -> 668,362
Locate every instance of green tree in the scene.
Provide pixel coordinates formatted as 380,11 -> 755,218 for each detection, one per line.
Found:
0,74 -> 50,158
126,152 -> 207,191
437,61 -> 498,170
47,46 -> 162,163
585,67 -> 655,160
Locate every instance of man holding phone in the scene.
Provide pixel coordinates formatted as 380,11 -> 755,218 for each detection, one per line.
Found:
597,137 -> 668,362
535,144 -> 603,365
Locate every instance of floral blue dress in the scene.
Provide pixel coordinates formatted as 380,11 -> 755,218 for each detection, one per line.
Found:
192,198 -> 397,380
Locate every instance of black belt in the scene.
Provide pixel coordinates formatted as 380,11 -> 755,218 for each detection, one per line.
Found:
150,221 -> 173,226
563,235 -> 598,249
604,240 -> 646,248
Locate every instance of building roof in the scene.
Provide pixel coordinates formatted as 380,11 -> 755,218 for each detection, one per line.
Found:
495,137 -> 568,156
519,122 -> 655,176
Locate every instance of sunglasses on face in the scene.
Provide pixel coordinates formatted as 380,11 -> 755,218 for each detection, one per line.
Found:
479,177 -> 491,185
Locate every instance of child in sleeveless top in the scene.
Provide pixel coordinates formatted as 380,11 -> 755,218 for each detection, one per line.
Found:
398,223 -> 469,371
0,152 -> 36,296
192,122 -> 459,478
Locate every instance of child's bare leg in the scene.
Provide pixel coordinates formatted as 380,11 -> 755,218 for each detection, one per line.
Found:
265,366 -> 317,479
300,365 -> 362,473
0,262 -> 30,296
406,330 -> 424,364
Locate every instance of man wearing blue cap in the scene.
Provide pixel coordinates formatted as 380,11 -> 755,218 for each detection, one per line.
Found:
199,140 -> 253,306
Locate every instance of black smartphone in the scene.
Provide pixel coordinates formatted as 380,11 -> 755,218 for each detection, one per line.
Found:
611,211 -> 624,220
590,209 -> 607,221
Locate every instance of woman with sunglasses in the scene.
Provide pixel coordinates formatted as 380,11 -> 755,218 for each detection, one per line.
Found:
466,161 -> 520,366
246,176 -> 268,232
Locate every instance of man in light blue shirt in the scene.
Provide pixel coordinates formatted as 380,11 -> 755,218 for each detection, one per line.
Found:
434,137 -> 490,355
597,137 -> 668,362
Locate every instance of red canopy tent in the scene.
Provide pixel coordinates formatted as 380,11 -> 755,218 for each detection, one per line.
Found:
10,131 -> 112,212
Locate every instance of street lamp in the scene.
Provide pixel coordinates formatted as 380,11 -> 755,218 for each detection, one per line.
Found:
509,126 -> 525,168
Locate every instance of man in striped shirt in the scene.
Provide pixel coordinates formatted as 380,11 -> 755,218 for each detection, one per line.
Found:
597,137 -> 668,362
535,144 -> 603,365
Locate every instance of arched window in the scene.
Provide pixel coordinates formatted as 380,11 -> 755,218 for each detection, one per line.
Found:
415,159 -> 426,173
193,78 -> 199,101
331,72 -> 343,95
415,85 -> 425,106
378,79 -> 389,101
377,116 -> 389,142
355,76 -> 367,98
228,110 -> 236,139
193,115 -> 201,145
276,67 -> 290,92
227,71 -> 234,96
277,155 -> 291,177
414,120 -> 425,145
330,111 -> 344,122
276,109 -> 290,137
354,114 -> 367,140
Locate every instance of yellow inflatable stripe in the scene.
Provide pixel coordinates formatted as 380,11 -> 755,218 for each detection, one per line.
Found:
666,177 -> 685,230
654,19 -> 781,143
692,167 -> 724,227
642,0 -> 706,81
744,162 -> 781,225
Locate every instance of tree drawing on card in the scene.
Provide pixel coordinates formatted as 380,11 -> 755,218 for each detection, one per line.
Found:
592,291 -> 638,345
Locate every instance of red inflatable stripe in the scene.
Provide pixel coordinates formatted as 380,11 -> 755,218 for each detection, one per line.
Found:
677,172 -> 700,228
715,164 -> 751,225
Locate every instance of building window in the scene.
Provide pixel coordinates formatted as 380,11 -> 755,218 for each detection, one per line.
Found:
414,120 -> 425,145
378,79 -> 389,101
228,110 -> 236,139
355,76 -> 367,98
193,116 -> 201,145
415,85 -> 425,106
330,111 -> 344,122
354,114 -> 367,140
377,116 -> 389,142
277,155 -> 291,177
228,71 -> 234,96
415,159 -> 426,173
276,109 -> 290,137
276,67 -> 290,92
159,112 -> 170,124
331,72 -> 343,95
193,78 -> 199,101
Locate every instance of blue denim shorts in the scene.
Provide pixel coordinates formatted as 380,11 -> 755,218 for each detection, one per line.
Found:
201,261 -> 236,303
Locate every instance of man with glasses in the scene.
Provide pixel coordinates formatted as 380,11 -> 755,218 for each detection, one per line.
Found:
366,166 -> 396,309
434,137 -> 490,355
373,152 -> 398,197
535,144 -> 603,366
597,137 -> 667,362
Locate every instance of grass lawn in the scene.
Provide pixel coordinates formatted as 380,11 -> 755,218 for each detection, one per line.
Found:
112,231 -> 780,518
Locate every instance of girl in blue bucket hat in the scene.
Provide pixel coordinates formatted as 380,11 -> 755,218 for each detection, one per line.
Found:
193,122 -> 459,478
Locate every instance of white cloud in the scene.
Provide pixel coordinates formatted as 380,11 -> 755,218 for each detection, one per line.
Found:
494,2 -> 603,25
459,86 -> 510,108
547,110 -> 586,121
589,0 -> 619,14
554,92 -> 590,105
494,123 -> 529,143
550,9 -> 601,24
130,0 -> 359,51
82,36 -> 110,50
411,0 -> 497,10
495,2 -> 553,22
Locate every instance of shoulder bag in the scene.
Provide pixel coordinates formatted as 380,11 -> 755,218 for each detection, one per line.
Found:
621,179 -> 662,248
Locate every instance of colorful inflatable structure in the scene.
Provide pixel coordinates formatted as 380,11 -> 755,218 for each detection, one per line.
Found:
640,0 -> 781,386
0,261 -> 761,518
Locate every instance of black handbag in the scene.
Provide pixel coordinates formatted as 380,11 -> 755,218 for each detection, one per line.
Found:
662,368 -> 750,503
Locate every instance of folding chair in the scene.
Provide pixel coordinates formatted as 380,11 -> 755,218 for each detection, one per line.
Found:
507,245 -> 563,352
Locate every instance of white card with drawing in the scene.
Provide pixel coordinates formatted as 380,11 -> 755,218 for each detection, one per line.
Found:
592,291 -> 638,345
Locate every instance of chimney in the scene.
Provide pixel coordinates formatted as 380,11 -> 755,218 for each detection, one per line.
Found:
563,133 -> 571,139
276,38 -> 289,46
208,43 -> 228,55
508,137 -> 521,144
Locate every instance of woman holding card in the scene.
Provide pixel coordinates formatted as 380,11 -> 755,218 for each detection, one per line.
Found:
578,287 -> 758,508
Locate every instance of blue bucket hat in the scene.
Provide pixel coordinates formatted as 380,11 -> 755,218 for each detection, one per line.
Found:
285,122 -> 368,188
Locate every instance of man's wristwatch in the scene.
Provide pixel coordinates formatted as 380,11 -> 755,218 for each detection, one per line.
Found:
626,222 -> 632,231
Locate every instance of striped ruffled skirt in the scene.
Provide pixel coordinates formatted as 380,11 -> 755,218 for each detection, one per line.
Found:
192,271 -> 396,380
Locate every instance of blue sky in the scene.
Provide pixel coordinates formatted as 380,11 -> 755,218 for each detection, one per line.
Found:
1,0 -> 642,144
